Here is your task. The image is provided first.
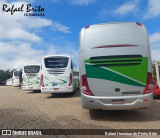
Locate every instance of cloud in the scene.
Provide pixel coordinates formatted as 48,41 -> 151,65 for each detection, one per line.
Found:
98,0 -> 139,19
114,0 -> 139,16
52,22 -> 71,33
151,49 -> 160,62
150,32 -> 160,45
0,0 -> 74,71
0,0 -> 52,42
0,40 -> 78,70
0,0 -> 70,43
144,0 -> 160,19
0,41 -> 44,70
68,0 -> 95,6
51,0 -> 95,6
149,32 -> 160,62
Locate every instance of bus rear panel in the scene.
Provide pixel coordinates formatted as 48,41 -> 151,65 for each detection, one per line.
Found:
79,22 -> 153,110
22,65 -> 41,91
41,55 -> 79,94
12,71 -> 20,87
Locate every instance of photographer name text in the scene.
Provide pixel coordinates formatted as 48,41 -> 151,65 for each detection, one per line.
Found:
2,4 -> 45,16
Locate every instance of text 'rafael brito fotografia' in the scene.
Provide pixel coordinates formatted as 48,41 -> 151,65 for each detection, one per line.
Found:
2,2 -> 45,16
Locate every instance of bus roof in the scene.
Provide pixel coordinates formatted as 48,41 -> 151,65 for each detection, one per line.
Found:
42,55 -> 71,59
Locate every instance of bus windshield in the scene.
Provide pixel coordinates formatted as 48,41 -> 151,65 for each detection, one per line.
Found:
24,66 -> 40,73
44,57 -> 69,68
14,71 -> 20,76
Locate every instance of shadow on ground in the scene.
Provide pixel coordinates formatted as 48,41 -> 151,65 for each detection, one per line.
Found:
47,89 -> 80,99
89,101 -> 160,122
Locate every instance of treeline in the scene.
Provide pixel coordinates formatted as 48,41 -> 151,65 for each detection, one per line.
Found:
0,67 -> 159,86
0,69 -> 15,85
152,67 -> 160,81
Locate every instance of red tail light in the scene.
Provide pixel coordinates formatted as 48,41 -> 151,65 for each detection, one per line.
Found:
80,74 -> 93,96
142,72 -> 153,94
68,73 -> 72,86
40,74 -> 44,87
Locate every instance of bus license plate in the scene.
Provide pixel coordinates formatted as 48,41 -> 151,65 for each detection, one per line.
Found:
112,99 -> 125,104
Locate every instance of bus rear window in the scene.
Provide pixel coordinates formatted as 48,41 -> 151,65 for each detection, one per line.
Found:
14,71 -> 20,76
44,57 -> 69,68
24,66 -> 40,73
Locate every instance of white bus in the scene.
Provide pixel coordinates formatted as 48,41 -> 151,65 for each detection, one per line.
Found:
6,78 -> 12,86
41,55 -> 79,95
79,22 -> 153,110
21,64 -> 41,91
12,70 -> 20,87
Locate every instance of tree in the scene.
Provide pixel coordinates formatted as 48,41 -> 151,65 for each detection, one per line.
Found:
0,69 -> 15,85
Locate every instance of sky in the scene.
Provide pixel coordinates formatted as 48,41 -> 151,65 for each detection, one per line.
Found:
0,0 -> 160,70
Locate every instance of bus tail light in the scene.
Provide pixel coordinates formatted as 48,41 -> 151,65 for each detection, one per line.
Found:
68,73 -> 72,86
80,74 -> 94,96
142,72 -> 153,94
40,74 -> 44,87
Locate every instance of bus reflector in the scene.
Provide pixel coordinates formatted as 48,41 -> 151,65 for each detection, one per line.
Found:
85,25 -> 90,29
142,72 -> 153,94
136,22 -> 142,26
143,99 -> 148,102
68,73 -> 72,86
80,74 -> 94,96
40,74 -> 44,87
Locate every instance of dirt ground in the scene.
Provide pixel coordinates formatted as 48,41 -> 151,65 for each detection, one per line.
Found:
0,86 -> 160,138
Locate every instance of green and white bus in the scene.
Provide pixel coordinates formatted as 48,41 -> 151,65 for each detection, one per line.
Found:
41,55 -> 79,95
21,64 -> 41,91
79,22 -> 153,110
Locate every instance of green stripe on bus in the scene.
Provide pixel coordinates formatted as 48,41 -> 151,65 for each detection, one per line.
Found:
85,64 -> 146,87
106,57 -> 148,84
85,58 -> 142,63
89,61 -> 141,65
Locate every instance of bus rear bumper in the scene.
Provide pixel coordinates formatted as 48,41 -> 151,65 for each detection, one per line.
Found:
81,93 -> 153,110
12,83 -> 20,87
41,87 -> 73,94
22,86 -> 40,91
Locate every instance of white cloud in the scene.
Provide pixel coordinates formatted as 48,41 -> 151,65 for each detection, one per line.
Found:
0,0 -> 74,71
0,0 -> 71,42
0,41 -> 44,70
52,22 -> 71,33
114,0 -> 139,16
98,0 -> 139,19
149,32 -> 160,62
150,32 -> 160,44
51,0 -> 95,5
144,0 -> 160,19
151,49 -> 160,62
98,9 -> 109,19
68,0 -> 95,6
0,0 -> 52,42
0,40 -> 78,70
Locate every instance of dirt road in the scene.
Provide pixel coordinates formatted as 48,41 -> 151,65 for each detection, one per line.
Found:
0,86 -> 160,137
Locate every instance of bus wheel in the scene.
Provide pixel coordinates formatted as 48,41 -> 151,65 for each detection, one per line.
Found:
153,95 -> 157,99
